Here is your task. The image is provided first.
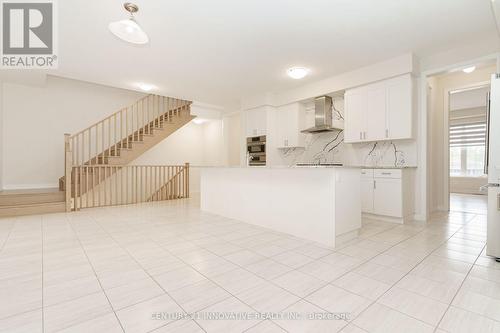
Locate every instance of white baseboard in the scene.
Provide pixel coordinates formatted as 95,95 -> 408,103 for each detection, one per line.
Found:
2,183 -> 59,191
436,205 -> 448,212
413,213 -> 427,221
362,212 -> 405,224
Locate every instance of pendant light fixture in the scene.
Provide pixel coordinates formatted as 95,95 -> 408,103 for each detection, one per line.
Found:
109,3 -> 149,45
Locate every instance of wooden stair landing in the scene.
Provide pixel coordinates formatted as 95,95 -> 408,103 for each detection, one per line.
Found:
0,188 -> 65,217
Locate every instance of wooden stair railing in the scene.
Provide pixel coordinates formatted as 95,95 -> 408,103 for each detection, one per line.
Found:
65,94 -> 190,168
63,93 -> 193,211
68,164 -> 190,211
147,164 -> 189,202
61,94 -> 193,190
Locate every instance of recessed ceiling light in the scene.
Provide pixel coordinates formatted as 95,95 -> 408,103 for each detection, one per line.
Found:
192,118 -> 208,125
462,66 -> 476,74
287,67 -> 310,79
137,83 -> 156,91
109,3 -> 149,45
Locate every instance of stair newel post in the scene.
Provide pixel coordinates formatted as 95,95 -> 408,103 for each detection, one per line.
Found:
184,163 -> 190,198
64,134 -> 72,212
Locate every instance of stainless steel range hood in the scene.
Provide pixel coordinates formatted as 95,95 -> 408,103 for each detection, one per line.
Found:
301,96 -> 342,134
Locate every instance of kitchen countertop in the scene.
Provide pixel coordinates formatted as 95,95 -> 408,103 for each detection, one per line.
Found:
201,166 -> 361,248
344,165 -> 417,169
195,165 -> 417,169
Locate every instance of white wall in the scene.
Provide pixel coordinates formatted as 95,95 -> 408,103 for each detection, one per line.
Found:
203,120 -> 225,166
132,119 -> 227,193
428,65 -> 495,211
224,113 -> 241,166
1,75 -> 231,191
450,176 -> 487,195
1,75 -> 146,189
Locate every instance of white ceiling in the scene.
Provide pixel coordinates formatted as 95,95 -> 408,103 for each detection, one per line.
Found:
53,0 -> 498,108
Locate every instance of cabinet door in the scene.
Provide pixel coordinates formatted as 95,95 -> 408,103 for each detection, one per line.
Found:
365,86 -> 387,141
387,76 -> 412,140
246,108 -> 267,137
373,178 -> 402,217
254,108 -> 267,136
275,109 -> 288,148
361,178 -> 374,213
286,107 -> 305,147
245,111 -> 255,137
256,108 -> 267,136
276,104 -> 305,148
344,91 -> 367,143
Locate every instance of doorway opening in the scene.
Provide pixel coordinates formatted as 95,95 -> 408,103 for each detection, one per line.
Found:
427,62 -> 496,215
448,85 -> 489,214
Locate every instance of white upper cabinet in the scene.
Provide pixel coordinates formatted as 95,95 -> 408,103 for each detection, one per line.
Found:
245,107 -> 267,138
361,169 -> 375,213
386,75 -> 413,140
344,74 -> 414,143
276,103 -> 305,148
365,84 -> 387,141
344,90 -> 367,142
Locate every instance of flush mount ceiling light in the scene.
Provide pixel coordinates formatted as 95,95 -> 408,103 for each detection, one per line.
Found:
192,118 -> 208,125
137,82 -> 156,91
109,3 -> 149,44
462,66 -> 476,74
287,67 -> 310,79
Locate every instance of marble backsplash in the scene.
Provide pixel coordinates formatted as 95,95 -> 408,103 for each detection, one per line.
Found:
276,131 -> 416,167
274,96 -> 417,167
277,130 -> 345,166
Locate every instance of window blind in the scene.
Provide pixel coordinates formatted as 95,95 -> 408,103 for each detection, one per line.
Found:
449,122 -> 486,147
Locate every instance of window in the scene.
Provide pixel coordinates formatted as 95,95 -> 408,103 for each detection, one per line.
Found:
449,122 -> 486,177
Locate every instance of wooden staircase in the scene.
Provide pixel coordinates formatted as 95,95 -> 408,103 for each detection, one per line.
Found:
0,94 -> 193,218
62,94 -> 194,211
0,189 -> 65,217
60,94 -> 194,194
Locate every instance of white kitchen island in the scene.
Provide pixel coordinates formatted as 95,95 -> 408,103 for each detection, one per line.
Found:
200,167 -> 361,248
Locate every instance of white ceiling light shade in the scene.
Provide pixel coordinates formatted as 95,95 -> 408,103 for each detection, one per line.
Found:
287,67 -> 310,79
137,82 -> 156,91
462,66 -> 476,73
192,118 -> 208,125
109,3 -> 149,45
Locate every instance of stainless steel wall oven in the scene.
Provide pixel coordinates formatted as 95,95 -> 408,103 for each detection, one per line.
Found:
247,136 -> 266,166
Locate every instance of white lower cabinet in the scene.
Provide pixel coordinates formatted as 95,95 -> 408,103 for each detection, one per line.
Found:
361,170 -> 374,213
361,168 -> 414,223
373,178 -> 403,217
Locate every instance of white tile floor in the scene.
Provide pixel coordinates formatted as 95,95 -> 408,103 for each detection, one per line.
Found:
450,193 -> 488,215
1,196 -> 499,333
